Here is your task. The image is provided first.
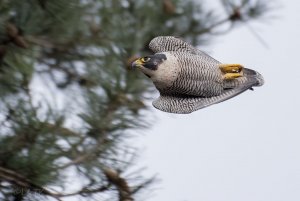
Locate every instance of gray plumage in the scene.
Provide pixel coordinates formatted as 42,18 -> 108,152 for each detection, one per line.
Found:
132,36 -> 264,114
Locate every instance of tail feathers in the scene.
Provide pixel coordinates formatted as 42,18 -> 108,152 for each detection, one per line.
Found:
243,68 -> 264,87
223,68 -> 264,89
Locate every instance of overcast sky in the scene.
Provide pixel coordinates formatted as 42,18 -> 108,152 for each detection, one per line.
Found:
137,0 -> 300,201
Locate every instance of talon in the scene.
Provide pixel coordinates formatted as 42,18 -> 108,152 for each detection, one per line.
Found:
219,63 -> 244,80
219,63 -> 243,73
223,72 -> 243,80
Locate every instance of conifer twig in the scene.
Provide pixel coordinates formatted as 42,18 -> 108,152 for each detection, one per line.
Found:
103,167 -> 134,201
0,166 -> 112,199
0,167 -> 62,201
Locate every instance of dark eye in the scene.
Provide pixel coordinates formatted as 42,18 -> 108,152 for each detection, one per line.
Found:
141,57 -> 150,62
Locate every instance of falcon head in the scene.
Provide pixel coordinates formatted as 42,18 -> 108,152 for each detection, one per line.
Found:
131,54 -> 167,78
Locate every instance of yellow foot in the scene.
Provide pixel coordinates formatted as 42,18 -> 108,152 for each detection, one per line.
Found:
223,73 -> 243,80
219,63 -> 244,80
219,63 -> 243,73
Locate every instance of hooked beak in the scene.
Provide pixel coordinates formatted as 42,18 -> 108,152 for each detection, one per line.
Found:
131,58 -> 143,69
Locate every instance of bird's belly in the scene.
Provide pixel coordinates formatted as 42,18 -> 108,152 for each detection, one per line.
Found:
168,62 -> 224,97
168,79 -> 223,97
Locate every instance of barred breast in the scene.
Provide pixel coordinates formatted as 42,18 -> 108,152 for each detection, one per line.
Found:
164,52 -> 224,97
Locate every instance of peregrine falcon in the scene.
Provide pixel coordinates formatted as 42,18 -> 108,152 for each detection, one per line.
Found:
131,36 -> 264,114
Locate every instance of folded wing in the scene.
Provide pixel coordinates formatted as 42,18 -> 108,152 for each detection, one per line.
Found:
149,36 -> 219,64
153,68 -> 263,114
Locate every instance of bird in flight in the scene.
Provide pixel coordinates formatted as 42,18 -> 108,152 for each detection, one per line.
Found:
131,36 -> 264,114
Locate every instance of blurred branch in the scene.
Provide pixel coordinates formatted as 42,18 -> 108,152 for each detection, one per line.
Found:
244,22 -> 269,48
26,36 -> 57,49
0,166 -> 62,201
42,123 -> 82,137
197,8 -> 242,35
0,165 -> 113,199
198,0 -> 270,35
58,91 -> 126,169
103,167 -> 134,201
1,23 -> 29,49
131,176 -> 156,195
57,184 -> 110,197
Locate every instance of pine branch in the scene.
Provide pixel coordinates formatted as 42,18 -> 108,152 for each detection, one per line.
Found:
103,167 -> 134,201
196,8 -> 242,35
131,176 -> 156,195
197,0 -> 270,36
1,23 -> 29,49
0,166 -> 113,199
58,93 -> 124,169
55,184 -> 110,197
0,166 -> 62,201
58,152 -> 92,169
